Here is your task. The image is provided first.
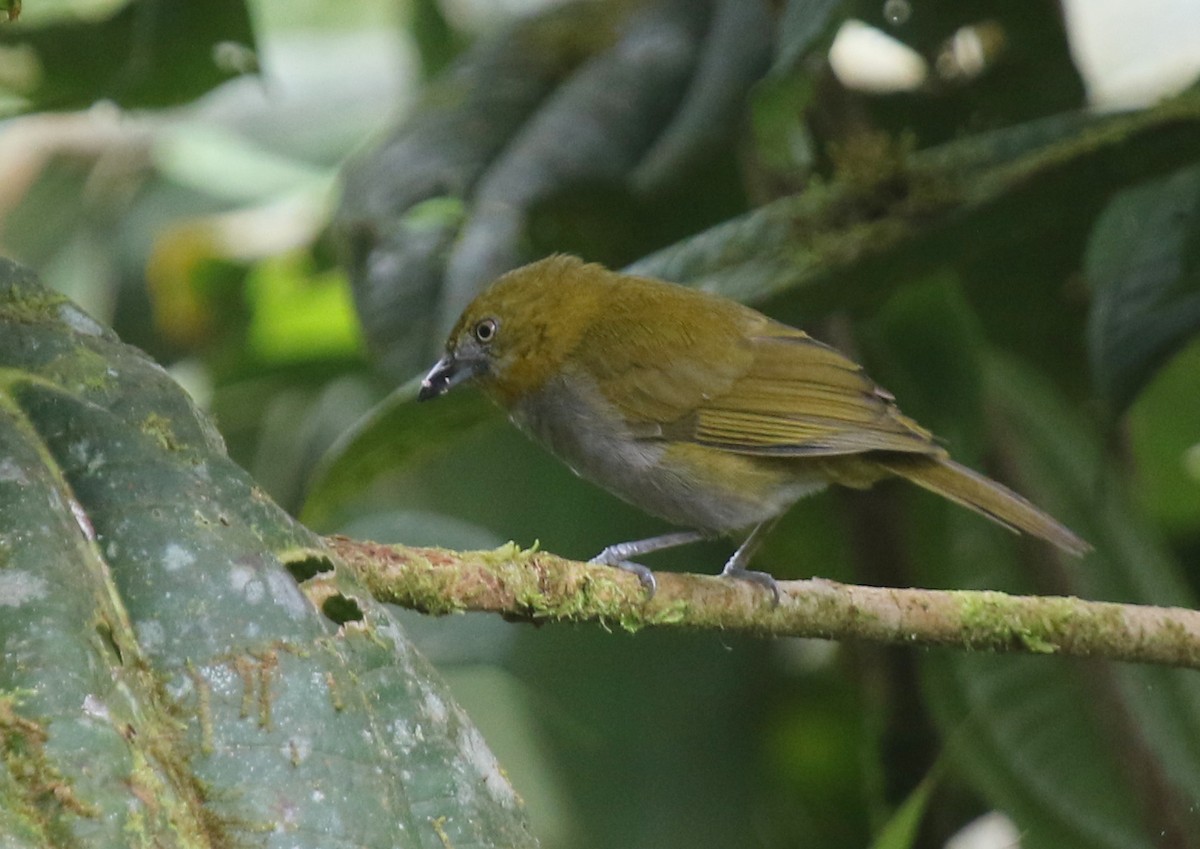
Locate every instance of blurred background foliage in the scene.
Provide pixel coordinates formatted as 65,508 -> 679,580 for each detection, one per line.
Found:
2,0 -> 1200,847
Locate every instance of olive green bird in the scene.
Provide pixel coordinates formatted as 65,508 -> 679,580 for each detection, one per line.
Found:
419,255 -> 1090,598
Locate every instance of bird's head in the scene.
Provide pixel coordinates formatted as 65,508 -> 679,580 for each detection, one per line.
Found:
419,254 -> 605,407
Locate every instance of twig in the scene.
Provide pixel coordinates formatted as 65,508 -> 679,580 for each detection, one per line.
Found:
323,536 -> 1200,670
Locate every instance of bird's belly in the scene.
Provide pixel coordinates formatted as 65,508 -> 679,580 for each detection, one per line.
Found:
510,376 -> 825,533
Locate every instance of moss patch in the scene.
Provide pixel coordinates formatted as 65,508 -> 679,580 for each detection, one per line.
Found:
0,692 -> 98,841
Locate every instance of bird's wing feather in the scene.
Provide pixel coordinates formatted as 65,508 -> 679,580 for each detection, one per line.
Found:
689,325 -> 940,456
571,278 -> 938,457
572,280 -> 755,425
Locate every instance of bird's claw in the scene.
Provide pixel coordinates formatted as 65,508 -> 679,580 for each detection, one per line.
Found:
617,561 -> 657,596
590,552 -> 657,597
721,565 -> 781,607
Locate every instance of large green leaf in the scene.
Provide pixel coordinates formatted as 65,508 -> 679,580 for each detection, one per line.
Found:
0,258 -> 536,848
1085,163 -> 1200,414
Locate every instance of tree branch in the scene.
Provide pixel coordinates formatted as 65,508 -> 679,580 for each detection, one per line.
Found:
322,536 -> 1200,670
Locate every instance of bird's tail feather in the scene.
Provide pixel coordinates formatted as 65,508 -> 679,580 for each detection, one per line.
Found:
879,456 -> 1091,556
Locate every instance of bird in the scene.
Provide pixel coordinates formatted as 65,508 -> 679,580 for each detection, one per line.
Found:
418,254 -> 1090,599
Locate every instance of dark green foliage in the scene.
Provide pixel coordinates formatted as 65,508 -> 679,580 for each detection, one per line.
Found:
0,0 -> 256,110
5,1 -> 1200,847
318,3 -> 1200,847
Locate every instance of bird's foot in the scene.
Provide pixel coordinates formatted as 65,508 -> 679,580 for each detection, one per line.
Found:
590,548 -> 657,596
590,532 -> 705,597
720,564 -> 781,607
719,521 -> 780,605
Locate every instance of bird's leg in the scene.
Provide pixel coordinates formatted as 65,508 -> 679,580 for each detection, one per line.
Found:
590,531 -> 705,595
720,521 -> 781,605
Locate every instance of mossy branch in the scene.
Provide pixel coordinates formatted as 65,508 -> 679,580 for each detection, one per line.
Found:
323,536 -> 1200,669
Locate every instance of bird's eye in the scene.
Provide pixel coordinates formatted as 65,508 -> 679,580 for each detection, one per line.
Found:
473,317 -> 498,344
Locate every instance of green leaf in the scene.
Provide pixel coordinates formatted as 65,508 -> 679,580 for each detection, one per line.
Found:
755,0 -> 846,179
244,255 -> 363,365
1085,163 -> 1200,414
301,379 -> 496,530
869,771 -> 937,849
1127,338 -> 1200,535
0,258 -> 535,847
0,0 -> 256,111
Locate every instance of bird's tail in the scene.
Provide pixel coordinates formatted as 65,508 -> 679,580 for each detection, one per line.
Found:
878,455 -> 1091,556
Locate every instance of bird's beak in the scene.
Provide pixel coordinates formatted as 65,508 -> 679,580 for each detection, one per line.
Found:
418,353 -> 480,401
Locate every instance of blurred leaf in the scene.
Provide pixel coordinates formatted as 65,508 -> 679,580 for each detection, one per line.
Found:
0,0 -> 256,111
0,257 -> 535,847
335,0 -> 621,377
1085,163 -> 1200,414
340,1 -> 616,224
338,0 -> 771,377
773,0 -> 845,73
245,254 -> 363,364
338,507 -> 503,551
755,0 -> 847,183
409,0 -> 465,79
628,0 -> 772,195
335,197 -> 466,378
510,626 -> 775,849
439,0 -> 758,325
869,771 -> 936,849
761,667 -> 872,847
1127,338 -> 1200,536
301,379 -> 496,530
248,375 -> 379,513
153,122 -> 329,203
630,94 -> 1200,326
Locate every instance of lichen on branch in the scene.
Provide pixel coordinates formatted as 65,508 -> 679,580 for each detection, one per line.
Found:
322,536 -> 1200,670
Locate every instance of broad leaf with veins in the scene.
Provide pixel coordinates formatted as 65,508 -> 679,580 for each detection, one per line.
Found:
0,258 -> 535,849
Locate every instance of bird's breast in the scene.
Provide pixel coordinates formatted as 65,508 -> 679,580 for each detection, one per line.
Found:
508,370 -> 666,487
507,371 -> 824,533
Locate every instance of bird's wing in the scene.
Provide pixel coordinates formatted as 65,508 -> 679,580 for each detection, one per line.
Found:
685,323 -> 940,456
573,281 -> 939,457
572,283 -> 756,428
